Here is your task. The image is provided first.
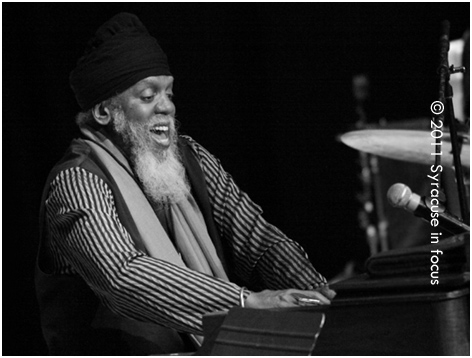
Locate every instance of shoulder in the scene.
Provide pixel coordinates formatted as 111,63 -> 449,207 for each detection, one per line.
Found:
178,135 -> 220,165
48,139 -> 109,183
46,166 -> 117,219
50,139 -> 93,174
179,135 -> 203,154
44,139 -> 113,201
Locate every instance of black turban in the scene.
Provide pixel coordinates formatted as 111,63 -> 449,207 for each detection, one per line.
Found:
70,13 -> 172,110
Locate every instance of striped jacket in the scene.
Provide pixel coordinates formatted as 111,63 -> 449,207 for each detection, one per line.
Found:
37,134 -> 327,354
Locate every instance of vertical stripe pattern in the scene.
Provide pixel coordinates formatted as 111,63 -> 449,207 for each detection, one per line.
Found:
45,136 -> 327,335
184,136 -> 328,289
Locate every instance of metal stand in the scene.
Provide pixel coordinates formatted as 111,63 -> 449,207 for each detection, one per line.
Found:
436,20 -> 469,224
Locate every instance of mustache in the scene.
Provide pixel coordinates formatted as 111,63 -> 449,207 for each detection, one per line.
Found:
151,114 -> 174,123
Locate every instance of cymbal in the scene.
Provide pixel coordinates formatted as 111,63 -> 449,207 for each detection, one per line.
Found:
339,129 -> 470,168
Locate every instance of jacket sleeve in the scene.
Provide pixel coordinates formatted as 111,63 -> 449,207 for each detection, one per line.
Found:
185,136 -> 328,291
45,166 -> 243,335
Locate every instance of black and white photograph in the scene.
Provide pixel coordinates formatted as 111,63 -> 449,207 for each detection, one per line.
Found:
2,2 -> 470,355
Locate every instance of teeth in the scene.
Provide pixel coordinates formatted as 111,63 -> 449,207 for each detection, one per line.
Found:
151,126 -> 169,132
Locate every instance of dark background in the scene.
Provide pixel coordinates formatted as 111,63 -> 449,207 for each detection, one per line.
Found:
3,3 -> 469,355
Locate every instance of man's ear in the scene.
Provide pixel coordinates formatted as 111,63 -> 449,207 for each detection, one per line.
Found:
92,103 -> 112,125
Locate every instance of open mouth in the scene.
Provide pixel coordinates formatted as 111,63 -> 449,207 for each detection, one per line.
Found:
150,124 -> 170,146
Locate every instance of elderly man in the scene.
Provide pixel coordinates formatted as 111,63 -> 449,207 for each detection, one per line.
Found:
36,13 -> 334,355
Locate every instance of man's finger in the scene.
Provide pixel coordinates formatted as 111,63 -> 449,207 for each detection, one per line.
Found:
290,291 -> 331,305
318,286 -> 337,300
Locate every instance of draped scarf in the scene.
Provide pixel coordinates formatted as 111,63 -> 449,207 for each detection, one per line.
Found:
80,125 -> 228,280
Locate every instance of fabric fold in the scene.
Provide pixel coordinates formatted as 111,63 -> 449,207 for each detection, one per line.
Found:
80,125 -> 228,281
171,197 -> 229,280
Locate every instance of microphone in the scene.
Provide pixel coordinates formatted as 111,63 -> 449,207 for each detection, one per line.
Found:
387,183 -> 470,235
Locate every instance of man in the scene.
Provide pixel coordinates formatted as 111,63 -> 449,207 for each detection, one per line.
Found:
36,13 -> 335,355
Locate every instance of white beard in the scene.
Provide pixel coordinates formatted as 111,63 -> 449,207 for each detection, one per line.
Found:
112,109 -> 190,205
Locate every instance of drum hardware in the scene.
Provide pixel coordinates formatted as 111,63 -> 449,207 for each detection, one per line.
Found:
342,21 -> 470,241
352,74 -> 388,255
435,20 -> 469,224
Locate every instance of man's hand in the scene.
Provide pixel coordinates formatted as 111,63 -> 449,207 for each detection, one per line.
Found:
244,287 -> 335,309
316,285 -> 336,300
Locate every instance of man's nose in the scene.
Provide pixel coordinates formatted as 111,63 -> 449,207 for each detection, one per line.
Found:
154,94 -> 175,115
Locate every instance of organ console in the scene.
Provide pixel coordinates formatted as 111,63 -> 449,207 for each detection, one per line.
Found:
199,272 -> 469,355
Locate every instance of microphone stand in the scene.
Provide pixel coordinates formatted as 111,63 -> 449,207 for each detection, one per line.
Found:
436,20 -> 469,225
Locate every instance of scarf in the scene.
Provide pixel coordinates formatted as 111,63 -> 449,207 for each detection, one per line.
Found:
80,125 -> 228,280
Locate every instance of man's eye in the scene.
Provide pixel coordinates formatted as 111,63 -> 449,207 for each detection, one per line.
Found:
141,95 -> 154,102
